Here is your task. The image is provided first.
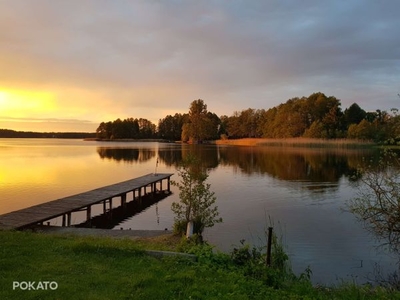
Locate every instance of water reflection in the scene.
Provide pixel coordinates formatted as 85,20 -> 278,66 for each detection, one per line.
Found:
219,147 -> 375,181
97,147 -> 156,163
98,144 -> 379,193
158,144 -> 219,170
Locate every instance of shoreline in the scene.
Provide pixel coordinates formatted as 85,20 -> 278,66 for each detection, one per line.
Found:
87,137 -> 376,148
84,138 -> 175,143
213,137 -> 375,148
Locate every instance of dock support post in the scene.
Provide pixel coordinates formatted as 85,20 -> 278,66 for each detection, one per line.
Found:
103,200 -> 106,213
160,180 -> 163,191
86,206 -> 91,221
121,194 -> 127,208
62,215 -> 66,227
168,177 -> 171,192
67,213 -> 71,227
105,198 -> 111,218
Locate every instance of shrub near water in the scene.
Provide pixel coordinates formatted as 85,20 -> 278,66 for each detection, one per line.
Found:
171,155 -> 222,238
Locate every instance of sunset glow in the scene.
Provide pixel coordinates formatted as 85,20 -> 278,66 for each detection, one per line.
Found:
0,1 -> 398,132
0,89 -> 56,118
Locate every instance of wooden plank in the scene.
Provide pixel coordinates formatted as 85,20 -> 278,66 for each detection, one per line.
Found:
0,173 -> 173,230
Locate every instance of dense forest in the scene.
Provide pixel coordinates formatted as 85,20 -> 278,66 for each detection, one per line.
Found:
96,92 -> 400,144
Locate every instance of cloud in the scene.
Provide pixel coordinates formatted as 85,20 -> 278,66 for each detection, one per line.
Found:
0,0 -> 399,131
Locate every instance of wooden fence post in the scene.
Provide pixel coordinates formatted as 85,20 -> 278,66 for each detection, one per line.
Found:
266,227 -> 273,267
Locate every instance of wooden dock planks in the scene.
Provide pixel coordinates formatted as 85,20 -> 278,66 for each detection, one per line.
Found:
0,173 -> 173,230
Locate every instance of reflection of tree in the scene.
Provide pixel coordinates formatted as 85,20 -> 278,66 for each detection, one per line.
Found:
97,148 -> 155,163
348,151 -> 400,253
219,147 -> 378,186
158,145 -> 219,170
157,147 -> 183,167
97,144 -> 381,193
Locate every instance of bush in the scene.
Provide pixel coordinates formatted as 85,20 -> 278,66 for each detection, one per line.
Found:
171,155 -> 222,238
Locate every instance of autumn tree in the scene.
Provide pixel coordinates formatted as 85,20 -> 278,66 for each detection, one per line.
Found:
225,108 -> 265,138
138,118 -> 156,138
260,93 -> 342,138
347,119 -> 374,140
189,99 -> 208,142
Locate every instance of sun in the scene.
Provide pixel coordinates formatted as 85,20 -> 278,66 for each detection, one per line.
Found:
0,88 -> 56,118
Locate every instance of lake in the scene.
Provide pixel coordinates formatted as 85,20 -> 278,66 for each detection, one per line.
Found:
0,138 -> 397,285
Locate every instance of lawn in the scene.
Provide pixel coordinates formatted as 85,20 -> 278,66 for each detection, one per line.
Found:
0,230 -> 399,299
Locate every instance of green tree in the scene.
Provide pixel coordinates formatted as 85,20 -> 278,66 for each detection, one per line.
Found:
158,113 -> 187,140
171,155 -> 222,238
343,103 -> 366,126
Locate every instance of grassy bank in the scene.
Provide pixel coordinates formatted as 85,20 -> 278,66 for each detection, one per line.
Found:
215,137 -> 375,148
0,230 -> 399,299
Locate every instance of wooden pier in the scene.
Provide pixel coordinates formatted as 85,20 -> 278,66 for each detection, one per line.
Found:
0,173 -> 173,230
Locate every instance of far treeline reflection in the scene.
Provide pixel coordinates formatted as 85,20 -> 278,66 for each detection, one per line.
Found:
97,145 -> 383,191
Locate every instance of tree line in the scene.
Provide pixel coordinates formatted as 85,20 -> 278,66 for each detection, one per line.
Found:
0,129 -> 95,139
96,92 -> 400,144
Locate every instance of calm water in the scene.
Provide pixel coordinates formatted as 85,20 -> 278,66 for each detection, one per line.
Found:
0,138 -> 397,285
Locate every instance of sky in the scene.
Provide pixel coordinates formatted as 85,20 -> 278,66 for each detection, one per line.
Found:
0,0 -> 399,132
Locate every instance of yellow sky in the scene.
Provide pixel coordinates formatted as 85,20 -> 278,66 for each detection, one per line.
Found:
0,84 -> 192,132
0,88 -> 87,132
0,89 -> 56,117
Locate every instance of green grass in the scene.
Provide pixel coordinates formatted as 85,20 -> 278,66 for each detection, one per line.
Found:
1,230 -> 399,299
